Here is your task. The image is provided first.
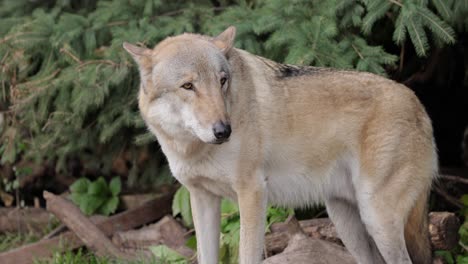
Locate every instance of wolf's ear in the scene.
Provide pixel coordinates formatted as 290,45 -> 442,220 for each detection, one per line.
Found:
123,42 -> 153,94
123,42 -> 152,65
212,26 -> 236,54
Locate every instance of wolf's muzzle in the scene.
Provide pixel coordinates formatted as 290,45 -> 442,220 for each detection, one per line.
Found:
213,121 -> 231,141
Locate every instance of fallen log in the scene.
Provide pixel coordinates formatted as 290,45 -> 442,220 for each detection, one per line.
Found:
120,193 -> 159,210
43,191 -> 136,260
263,234 -> 356,264
113,215 -> 195,258
42,215 -> 107,240
0,207 -> 52,234
264,233 -> 446,264
429,211 -> 460,250
0,191 -> 173,264
265,212 -> 459,255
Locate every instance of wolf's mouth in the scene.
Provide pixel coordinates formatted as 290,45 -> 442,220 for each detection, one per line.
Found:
211,138 -> 230,145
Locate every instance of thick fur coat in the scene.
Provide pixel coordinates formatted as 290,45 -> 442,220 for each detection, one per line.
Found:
124,26 -> 437,264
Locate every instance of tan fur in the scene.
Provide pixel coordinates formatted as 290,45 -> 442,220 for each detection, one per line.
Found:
124,26 -> 437,264
405,190 -> 432,264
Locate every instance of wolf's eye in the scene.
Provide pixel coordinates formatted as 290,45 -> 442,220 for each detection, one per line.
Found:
181,82 -> 193,90
220,77 -> 227,86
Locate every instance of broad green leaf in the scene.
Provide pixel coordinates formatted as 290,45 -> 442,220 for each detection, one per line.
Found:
98,196 -> 119,216
172,186 -> 193,227
223,220 -> 240,233
221,199 -> 238,215
69,192 -> 85,205
150,245 -> 187,263
267,207 -> 294,223
79,195 -> 106,216
185,235 -> 197,250
109,176 -> 121,196
266,207 -> 294,231
70,178 -> 91,194
88,177 -> 108,196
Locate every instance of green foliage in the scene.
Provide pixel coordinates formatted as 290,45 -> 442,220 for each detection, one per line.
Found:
172,185 -> 193,227
457,195 -> 468,261
150,245 -> 188,264
0,232 -> 40,253
69,176 -> 121,216
0,217 -> 60,253
33,248 -> 166,264
0,0 -> 463,189
172,186 -> 293,263
0,0 -> 465,259
218,199 -> 241,263
361,0 -> 457,57
34,249 -> 110,264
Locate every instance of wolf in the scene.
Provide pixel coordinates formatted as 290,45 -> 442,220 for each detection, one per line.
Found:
123,26 -> 437,264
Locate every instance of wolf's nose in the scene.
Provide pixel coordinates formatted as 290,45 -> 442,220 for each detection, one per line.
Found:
213,121 -> 231,140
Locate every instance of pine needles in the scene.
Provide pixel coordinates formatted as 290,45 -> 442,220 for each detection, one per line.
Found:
361,0 -> 458,57
0,0 -> 464,184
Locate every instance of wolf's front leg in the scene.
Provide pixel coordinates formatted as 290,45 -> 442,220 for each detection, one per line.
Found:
237,183 -> 268,264
188,187 -> 221,264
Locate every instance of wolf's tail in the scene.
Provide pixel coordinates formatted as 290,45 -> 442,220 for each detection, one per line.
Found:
404,189 -> 432,264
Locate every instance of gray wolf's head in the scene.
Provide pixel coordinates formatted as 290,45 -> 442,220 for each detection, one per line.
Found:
123,27 -> 236,144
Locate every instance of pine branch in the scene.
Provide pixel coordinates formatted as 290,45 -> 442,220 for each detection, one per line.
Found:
406,16 -> 429,57
393,11 -> 407,44
415,6 -> 456,44
0,32 -> 32,44
362,0 -> 392,34
431,0 -> 453,21
0,0 -> 462,184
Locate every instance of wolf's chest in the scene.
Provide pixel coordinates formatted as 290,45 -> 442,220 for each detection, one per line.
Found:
167,148 -> 239,200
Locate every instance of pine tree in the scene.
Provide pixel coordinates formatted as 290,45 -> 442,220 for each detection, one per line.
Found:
0,0 -> 464,187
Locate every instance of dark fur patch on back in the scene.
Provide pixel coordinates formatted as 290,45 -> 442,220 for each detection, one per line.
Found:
276,64 -> 322,78
255,56 -> 334,79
